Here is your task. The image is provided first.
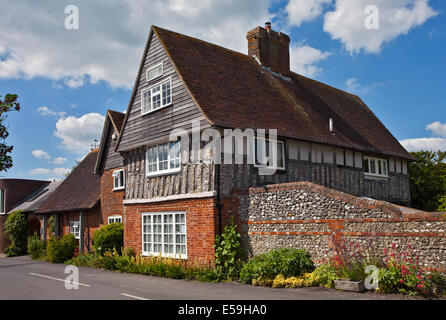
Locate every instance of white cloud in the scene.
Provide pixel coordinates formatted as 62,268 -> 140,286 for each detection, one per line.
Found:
29,168 -> 51,175
400,138 -> 446,152
38,106 -> 65,118
286,0 -> 332,27
426,121 -> 446,138
323,0 -> 438,54
54,113 -> 105,154
344,77 -> 384,94
52,157 -> 68,165
32,149 -> 51,160
0,0 -> 273,88
290,44 -> 331,77
53,167 -> 71,176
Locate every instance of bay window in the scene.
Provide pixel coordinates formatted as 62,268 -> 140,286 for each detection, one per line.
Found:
141,212 -> 187,258
146,141 -> 181,176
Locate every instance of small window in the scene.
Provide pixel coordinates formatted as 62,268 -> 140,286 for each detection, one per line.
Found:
0,189 -> 4,214
254,138 -> 285,170
70,221 -> 80,239
108,216 -> 122,224
113,169 -> 125,190
146,62 -> 163,82
141,212 -> 187,259
141,77 -> 172,115
364,156 -> 388,178
146,141 -> 181,177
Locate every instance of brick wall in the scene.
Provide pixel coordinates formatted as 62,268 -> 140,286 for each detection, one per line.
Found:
235,181 -> 446,274
124,197 -> 216,263
100,168 -> 125,224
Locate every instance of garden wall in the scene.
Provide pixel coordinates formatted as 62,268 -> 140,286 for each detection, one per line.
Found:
236,182 -> 446,274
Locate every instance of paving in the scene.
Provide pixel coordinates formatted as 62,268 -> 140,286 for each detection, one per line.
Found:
0,256 -> 424,300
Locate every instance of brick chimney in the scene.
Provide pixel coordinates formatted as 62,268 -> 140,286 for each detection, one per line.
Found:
246,22 -> 291,77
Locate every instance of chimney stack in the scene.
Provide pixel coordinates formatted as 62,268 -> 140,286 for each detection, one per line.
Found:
246,22 -> 290,77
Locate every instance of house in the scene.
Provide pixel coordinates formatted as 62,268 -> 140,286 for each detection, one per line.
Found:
109,23 -> 413,263
7,180 -> 63,238
0,178 -> 50,252
35,149 -> 102,252
94,110 -> 126,227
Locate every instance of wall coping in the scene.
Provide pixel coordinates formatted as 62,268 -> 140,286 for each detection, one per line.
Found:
248,181 -> 403,218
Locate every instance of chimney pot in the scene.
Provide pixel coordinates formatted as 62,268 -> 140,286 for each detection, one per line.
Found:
265,22 -> 271,32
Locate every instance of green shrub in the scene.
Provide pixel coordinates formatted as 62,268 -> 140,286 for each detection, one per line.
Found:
47,234 -> 77,263
214,220 -> 243,280
92,223 -> 123,255
240,248 -> 315,284
312,264 -> 340,288
4,210 -> 28,257
27,233 -> 46,259
66,253 -> 97,268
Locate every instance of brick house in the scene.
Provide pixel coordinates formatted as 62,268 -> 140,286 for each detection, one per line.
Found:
0,179 -> 50,252
108,23 -> 414,263
36,150 -> 103,252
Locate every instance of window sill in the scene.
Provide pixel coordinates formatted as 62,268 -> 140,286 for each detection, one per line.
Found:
364,173 -> 390,181
113,187 -> 125,191
147,167 -> 181,178
142,252 -> 187,260
141,102 -> 172,117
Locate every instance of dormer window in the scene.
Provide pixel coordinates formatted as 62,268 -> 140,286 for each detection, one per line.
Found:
141,77 -> 172,115
147,62 -> 163,82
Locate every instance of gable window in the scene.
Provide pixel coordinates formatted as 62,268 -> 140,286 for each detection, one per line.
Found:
146,141 -> 181,177
0,189 -> 4,214
147,62 -> 163,82
70,221 -> 80,240
141,77 -> 172,115
363,156 -> 388,177
141,212 -> 187,259
113,169 -> 125,191
108,216 -> 122,224
254,137 -> 285,170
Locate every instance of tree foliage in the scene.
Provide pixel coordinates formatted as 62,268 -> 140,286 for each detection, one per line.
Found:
4,210 -> 28,257
409,150 -> 446,212
0,93 -> 20,172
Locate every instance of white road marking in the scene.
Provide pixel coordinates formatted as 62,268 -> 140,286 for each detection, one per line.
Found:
29,272 -> 90,287
120,293 -> 150,300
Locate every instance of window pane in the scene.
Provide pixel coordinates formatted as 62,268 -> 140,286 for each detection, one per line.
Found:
276,142 -> 284,168
151,85 -> 161,110
383,161 -> 388,176
378,160 -> 382,175
158,144 -> 168,171
142,90 -> 151,113
162,81 -> 171,105
255,139 -> 266,166
148,64 -> 163,82
147,147 -> 157,173
370,159 -> 376,174
363,159 -> 369,173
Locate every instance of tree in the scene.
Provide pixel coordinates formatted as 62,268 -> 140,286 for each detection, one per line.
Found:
409,150 -> 446,212
0,93 -> 20,172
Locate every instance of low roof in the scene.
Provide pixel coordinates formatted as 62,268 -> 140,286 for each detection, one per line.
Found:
8,180 -> 63,214
128,26 -> 412,160
37,150 -> 100,214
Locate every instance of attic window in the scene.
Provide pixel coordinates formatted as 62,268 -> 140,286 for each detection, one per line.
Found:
363,156 -> 388,178
141,77 -> 172,115
147,62 -> 163,82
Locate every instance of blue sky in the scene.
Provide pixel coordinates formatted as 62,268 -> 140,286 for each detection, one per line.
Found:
0,0 -> 445,180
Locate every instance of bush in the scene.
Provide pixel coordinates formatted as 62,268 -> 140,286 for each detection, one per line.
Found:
240,248 -> 315,284
92,223 -> 123,255
214,220 -> 243,280
27,233 -> 46,259
312,264 -> 339,288
47,234 -> 77,263
4,210 -> 28,257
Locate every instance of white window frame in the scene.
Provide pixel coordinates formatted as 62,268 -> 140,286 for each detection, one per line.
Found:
146,141 -> 181,177
363,156 -> 389,178
0,189 -> 5,214
141,77 -> 172,115
146,62 -> 163,83
141,212 -> 187,259
108,215 -> 122,224
70,221 -> 80,240
253,137 -> 285,170
112,169 -> 125,191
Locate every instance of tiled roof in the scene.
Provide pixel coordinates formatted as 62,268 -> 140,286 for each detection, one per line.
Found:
37,150 -> 100,213
151,26 -> 413,160
8,180 -> 63,214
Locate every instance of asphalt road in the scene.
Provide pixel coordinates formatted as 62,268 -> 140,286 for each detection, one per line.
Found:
0,256 -> 419,300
